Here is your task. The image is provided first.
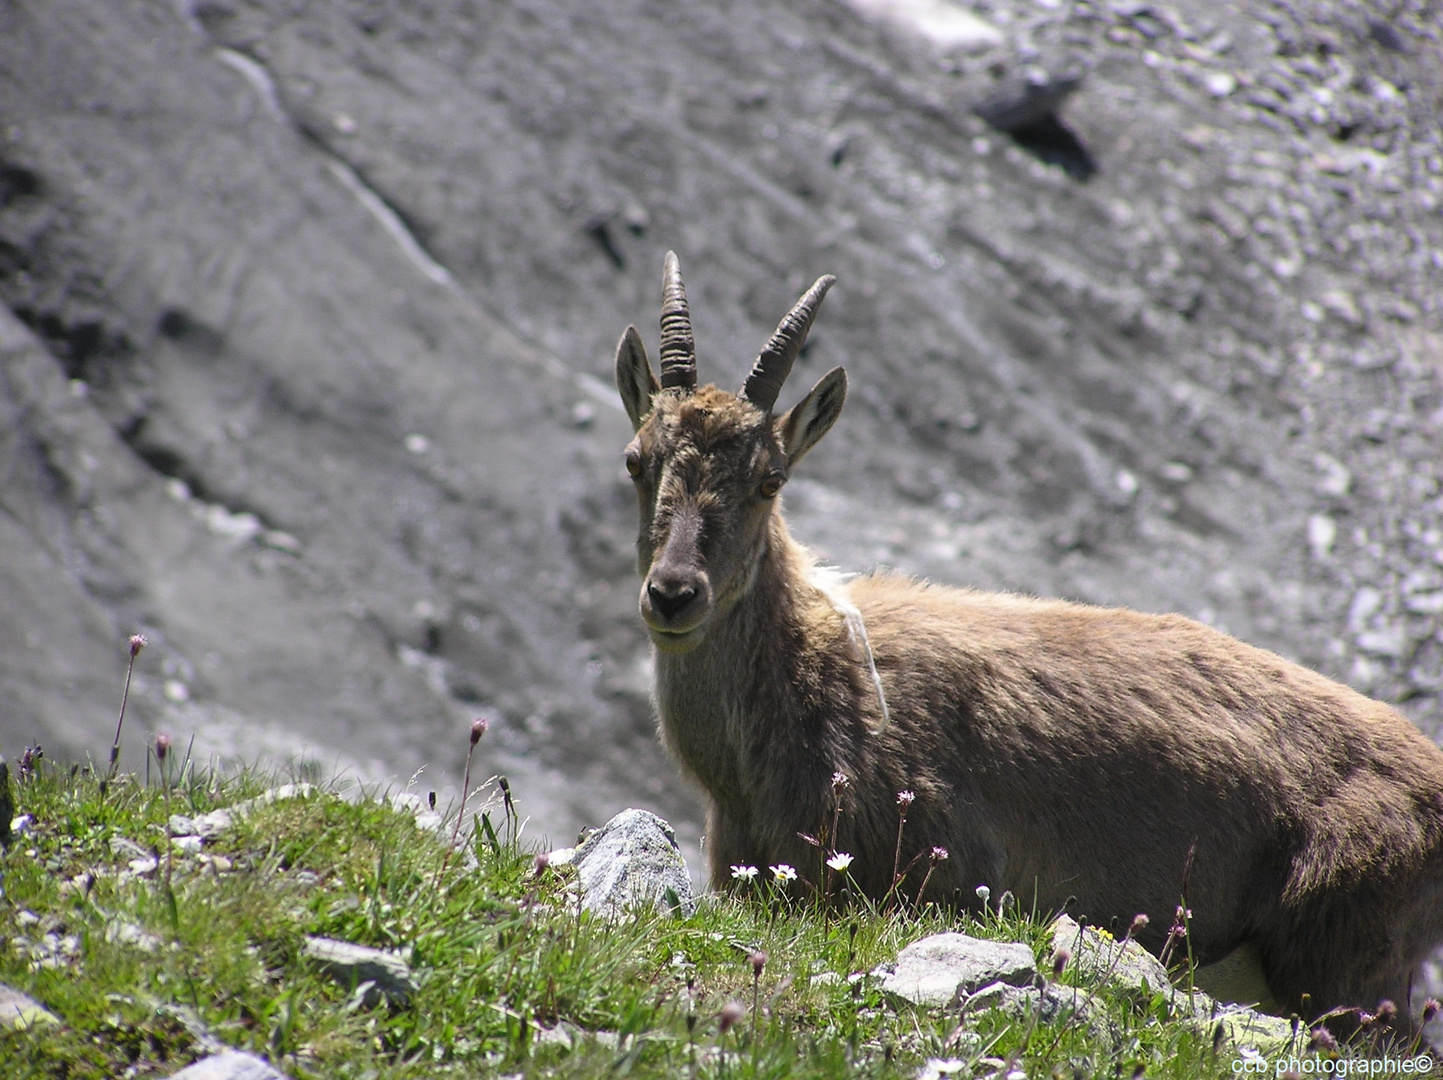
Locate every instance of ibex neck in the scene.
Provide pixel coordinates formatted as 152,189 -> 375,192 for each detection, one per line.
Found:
652,513 -> 833,800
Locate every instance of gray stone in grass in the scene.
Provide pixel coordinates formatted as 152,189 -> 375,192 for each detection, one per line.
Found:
302,936 -> 417,1008
875,933 -> 1037,1008
389,790 -> 444,832
547,808 -> 695,917
169,783 -> 317,841
109,834 -> 153,861
0,982 -> 59,1029
1048,913 -> 1170,995
104,919 -> 163,953
164,1051 -> 294,1080
534,1022 -> 622,1051
155,1002 -> 227,1055
960,979 -> 1091,1025
1047,916 -> 1293,1051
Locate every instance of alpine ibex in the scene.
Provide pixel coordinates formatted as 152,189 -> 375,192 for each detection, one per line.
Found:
614,251 -> 1443,1028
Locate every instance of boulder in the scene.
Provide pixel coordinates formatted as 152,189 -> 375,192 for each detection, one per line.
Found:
1048,915 -> 1295,1052
549,808 -> 695,917
876,932 -> 1036,1008
1049,914 -> 1170,996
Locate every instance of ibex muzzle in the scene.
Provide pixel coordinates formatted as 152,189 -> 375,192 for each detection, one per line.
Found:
614,252 -> 1443,1035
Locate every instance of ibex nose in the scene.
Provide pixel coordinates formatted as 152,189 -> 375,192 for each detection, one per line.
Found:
647,579 -> 699,622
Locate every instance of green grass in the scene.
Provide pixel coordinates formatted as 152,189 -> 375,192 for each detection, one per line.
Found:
0,761 -> 1398,1078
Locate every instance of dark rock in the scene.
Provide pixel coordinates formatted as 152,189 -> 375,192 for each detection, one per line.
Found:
0,759 -> 13,851
1367,21 -> 1406,53
974,69 -> 1085,133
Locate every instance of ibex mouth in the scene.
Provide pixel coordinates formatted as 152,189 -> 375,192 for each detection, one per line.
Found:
641,596 -> 711,652
647,623 -> 707,653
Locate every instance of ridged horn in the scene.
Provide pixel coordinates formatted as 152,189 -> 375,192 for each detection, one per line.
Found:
658,251 -> 697,392
740,274 -> 836,412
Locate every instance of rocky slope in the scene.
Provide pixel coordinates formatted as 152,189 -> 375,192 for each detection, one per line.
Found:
0,0 -> 1439,859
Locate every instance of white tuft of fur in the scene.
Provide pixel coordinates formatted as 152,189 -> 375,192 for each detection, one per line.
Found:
808,565 -> 890,732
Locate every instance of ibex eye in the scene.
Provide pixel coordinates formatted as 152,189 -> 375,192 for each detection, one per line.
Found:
759,474 -> 784,498
624,449 -> 643,479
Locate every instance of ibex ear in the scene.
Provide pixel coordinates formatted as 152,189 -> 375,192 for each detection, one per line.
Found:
777,366 -> 847,467
615,325 -> 660,432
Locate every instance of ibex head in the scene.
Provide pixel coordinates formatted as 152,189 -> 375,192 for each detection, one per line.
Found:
614,252 -> 847,651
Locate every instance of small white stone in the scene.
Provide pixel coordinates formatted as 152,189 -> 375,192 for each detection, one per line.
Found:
1204,71 -> 1237,97
1307,514 -> 1336,559
1348,587 -> 1383,632
1406,591 -> 1443,615
260,529 -> 302,554
917,1059 -> 968,1080
1314,454 -> 1351,497
1356,625 -> 1411,659
843,0 -> 1004,50
204,504 -> 261,542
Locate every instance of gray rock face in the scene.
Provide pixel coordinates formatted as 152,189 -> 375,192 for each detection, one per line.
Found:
164,1052 -> 292,1080
549,808 -> 695,917
301,936 -> 417,1008
877,932 -> 1036,1008
1,0 -> 1441,877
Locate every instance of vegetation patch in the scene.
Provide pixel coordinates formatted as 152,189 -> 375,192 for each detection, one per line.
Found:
0,753 -> 1425,1079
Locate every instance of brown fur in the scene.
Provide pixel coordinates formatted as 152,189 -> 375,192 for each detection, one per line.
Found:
614,262 -> 1443,1030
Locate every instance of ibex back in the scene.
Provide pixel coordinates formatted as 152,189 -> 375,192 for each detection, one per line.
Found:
614,251 -> 1443,1029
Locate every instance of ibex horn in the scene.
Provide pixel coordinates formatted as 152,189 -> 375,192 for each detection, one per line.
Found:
658,251 -> 697,392
740,274 -> 836,412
